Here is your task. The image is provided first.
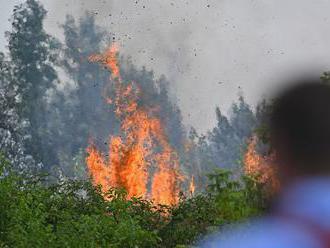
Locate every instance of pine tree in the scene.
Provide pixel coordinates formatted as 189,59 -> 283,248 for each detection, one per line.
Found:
230,96 -> 256,140
208,96 -> 256,169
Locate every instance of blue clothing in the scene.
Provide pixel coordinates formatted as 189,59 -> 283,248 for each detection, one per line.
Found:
200,178 -> 330,248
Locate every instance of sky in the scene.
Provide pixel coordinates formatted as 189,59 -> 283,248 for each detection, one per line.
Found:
1,0 -> 330,132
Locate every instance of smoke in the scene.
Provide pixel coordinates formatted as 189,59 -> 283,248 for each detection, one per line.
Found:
43,0 -> 230,132
42,0 -> 330,132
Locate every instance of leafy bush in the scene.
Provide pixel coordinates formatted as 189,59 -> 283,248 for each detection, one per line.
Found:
0,157 -> 266,247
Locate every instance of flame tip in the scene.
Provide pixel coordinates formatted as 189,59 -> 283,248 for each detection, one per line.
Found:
86,44 -> 183,205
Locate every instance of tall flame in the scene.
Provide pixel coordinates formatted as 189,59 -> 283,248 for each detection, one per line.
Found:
86,43 -> 182,205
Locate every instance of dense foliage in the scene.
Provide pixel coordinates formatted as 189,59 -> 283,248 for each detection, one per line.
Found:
0,156 -> 266,247
0,52 -> 36,173
6,0 -> 60,168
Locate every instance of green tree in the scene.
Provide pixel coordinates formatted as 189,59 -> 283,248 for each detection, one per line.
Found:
0,51 -> 36,172
6,0 -> 60,168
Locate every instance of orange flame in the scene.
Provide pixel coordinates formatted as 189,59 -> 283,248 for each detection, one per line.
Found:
86,43 -> 182,205
244,136 -> 279,190
189,175 -> 195,196
89,43 -> 120,79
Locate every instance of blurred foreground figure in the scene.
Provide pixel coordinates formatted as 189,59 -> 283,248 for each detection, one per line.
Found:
201,78 -> 330,248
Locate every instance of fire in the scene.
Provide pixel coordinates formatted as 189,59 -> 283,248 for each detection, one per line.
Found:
85,145 -> 109,191
86,43 -> 182,205
244,135 -> 279,190
189,176 -> 195,196
89,44 -> 120,79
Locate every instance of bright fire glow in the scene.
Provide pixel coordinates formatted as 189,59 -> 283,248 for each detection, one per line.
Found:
86,43 -> 182,205
189,176 -> 195,196
244,136 -> 279,190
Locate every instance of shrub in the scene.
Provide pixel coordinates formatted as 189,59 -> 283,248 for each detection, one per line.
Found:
0,157 -> 266,247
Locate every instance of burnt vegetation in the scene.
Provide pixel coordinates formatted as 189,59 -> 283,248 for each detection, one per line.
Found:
0,0 -> 282,247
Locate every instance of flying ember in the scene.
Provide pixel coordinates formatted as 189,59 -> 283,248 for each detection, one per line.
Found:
86,43 -> 183,205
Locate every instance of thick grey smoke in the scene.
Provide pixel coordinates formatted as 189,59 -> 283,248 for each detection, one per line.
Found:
3,0 -> 330,132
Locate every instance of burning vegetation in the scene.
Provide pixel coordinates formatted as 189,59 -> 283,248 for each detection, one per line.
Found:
85,44 -> 275,204
86,44 -> 185,205
244,135 -> 279,191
